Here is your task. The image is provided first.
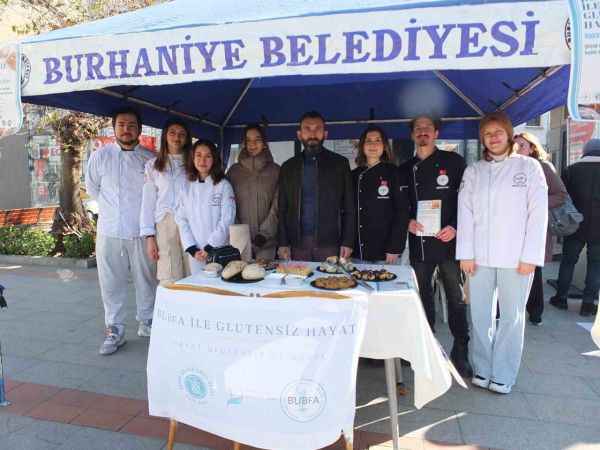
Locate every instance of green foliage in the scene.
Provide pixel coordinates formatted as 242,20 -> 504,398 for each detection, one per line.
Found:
63,232 -> 95,259
0,226 -> 55,256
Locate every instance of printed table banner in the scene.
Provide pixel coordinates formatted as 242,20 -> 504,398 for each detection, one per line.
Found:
21,1 -> 569,96
568,0 -> 600,120
0,43 -> 23,138
147,286 -> 368,450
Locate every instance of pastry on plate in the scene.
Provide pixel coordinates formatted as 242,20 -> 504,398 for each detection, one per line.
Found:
222,260 -> 247,280
242,263 -> 266,280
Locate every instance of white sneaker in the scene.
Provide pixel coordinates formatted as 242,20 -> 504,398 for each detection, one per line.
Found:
99,325 -> 126,355
488,381 -> 512,394
471,375 -> 489,389
137,319 -> 152,337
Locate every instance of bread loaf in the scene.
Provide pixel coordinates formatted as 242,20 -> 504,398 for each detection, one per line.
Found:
242,264 -> 265,280
222,261 -> 247,280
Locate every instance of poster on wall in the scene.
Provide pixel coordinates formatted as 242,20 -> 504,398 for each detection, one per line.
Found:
568,118 -> 600,164
0,43 -> 23,138
567,0 -> 600,120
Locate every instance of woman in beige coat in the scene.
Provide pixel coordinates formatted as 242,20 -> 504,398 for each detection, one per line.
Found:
227,125 -> 280,260
515,132 -> 567,325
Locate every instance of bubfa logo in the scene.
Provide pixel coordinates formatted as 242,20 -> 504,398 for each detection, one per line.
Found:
280,380 -> 327,422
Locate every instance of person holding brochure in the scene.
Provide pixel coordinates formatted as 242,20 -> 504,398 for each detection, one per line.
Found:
457,112 -> 548,394
140,119 -> 192,286
398,115 -> 472,377
352,125 -> 409,263
176,140 -> 236,275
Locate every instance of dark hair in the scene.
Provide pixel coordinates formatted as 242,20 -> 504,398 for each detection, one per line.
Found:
111,106 -> 142,130
299,111 -> 326,127
356,125 -> 393,167
154,119 -> 192,172
186,139 -> 225,184
241,124 -> 269,153
409,114 -> 441,133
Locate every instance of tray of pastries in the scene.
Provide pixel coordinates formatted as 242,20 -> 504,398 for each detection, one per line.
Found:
317,256 -> 355,274
349,268 -> 397,282
310,276 -> 357,291
221,261 -> 266,283
276,262 -> 313,278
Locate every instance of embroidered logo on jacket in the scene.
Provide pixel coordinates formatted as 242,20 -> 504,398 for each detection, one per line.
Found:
512,173 -> 527,187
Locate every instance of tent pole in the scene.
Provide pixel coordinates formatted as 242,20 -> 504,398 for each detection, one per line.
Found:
97,88 -> 221,128
222,79 -> 254,128
226,116 -> 481,128
433,71 -> 484,116
497,65 -> 564,112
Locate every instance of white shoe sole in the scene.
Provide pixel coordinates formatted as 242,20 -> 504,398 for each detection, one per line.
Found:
488,382 -> 512,394
137,328 -> 151,337
471,376 -> 489,389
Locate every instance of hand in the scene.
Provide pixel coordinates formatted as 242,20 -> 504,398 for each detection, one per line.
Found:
460,259 -> 476,276
278,246 -> 291,260
385,253 -> 399,264
436,226 -> 456,242
517,262 -> 536,275
194,250 -> 208,262
408,219 -> 424,235
145,236 -> 159,261
340,246 -> 353,259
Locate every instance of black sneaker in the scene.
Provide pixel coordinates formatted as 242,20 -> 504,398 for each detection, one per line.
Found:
529,316 -> 543,326
451,342 -> 473,378
580,302 -> 598,317
549,296 -> 568,310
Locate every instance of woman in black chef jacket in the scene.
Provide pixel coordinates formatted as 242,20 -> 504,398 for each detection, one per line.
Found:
352,125 -> 409,263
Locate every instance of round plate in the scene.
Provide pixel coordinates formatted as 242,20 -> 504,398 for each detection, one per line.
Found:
310,278 -> 357,291
221,274 -> 264,283
353,272 -> 397,282
317,267 -> 342,274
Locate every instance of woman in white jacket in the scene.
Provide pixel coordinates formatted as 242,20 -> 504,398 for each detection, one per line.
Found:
140,119 -> 192,285
176,139 -> 236,274
457,112 -> 548,394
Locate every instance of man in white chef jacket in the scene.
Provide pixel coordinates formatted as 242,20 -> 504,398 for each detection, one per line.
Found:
86,107 -> 157,355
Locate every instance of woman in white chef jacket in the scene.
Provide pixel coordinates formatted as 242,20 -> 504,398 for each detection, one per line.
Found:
457,112 -> 547,394
176,139 -> 236,274
140,119 -> 192,285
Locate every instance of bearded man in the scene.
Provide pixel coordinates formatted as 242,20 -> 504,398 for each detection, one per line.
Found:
277,111 -> 355,262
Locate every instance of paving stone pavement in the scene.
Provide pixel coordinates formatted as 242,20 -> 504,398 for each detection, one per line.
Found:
0,262 -> 599,449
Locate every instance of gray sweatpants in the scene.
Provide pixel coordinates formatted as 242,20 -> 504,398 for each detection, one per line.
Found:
96,234 -> 157,328
469,266 -> 533,386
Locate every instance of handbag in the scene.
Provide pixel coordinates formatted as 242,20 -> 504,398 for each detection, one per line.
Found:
549,195 -> 583,237
205,245 -> 241,267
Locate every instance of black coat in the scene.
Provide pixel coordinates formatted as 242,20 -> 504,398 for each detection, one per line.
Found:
352,163 -> 409,261
398,148 -> 466,263
278,148 -> 356,249
562,156 -> 600,243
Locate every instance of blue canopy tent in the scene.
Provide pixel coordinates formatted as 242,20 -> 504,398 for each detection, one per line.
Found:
19,0 -> 571,150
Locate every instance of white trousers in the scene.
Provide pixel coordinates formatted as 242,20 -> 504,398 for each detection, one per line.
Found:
96,234 -> 157,327
469,266 -> 533,385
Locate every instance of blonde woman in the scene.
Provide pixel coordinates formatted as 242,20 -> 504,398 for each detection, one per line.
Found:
457,112 -> 548,394
515,132 -> 567,325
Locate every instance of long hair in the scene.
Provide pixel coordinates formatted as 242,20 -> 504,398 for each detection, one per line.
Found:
515,131 -> 548,161
186,139 -> 225,184
355,125 -> 393,167
154,119 -> 192,172
240,124 -> 269,154
479,112 -> 517,161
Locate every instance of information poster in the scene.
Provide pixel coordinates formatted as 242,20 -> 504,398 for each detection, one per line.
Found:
567,0 -> 600,120
0,43 -> 23,138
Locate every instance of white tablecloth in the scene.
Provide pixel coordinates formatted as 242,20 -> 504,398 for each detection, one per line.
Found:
177,263 -> 452,409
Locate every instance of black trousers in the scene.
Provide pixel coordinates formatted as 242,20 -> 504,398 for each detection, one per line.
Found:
412,260 -> 469,343
526,266 -> 544,322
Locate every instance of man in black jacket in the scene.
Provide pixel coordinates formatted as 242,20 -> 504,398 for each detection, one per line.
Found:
277,111 -> 355,262
399,115 -> 472,377
551,138 -> 600,317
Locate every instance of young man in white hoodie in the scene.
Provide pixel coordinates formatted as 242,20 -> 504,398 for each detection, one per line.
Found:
457,112 -> 548,394
86,107 -> 157,355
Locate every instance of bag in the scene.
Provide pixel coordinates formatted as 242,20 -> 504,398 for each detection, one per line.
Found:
205,245 -> 241,267
549,195 -> 583,237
